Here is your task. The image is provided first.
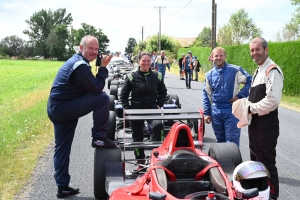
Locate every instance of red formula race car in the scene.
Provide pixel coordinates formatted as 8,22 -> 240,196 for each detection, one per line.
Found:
93,109 -> 270,200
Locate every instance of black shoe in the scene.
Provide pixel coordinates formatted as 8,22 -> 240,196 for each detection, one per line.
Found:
194,79 -> 198,81
92,137 -> 119,148
57,186 -> 79,198
188,85 -> 191,89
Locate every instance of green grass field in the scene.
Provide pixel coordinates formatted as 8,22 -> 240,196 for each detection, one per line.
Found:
0,59 -> 63,200
0,59 -> 299,199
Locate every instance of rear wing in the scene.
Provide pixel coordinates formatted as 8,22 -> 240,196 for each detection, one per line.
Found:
120,108 -> 205,150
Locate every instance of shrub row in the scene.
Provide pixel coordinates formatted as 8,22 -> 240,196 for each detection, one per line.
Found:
178,40 -> 300,96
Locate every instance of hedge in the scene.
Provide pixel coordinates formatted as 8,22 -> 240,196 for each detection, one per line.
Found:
178,40 -> 300,96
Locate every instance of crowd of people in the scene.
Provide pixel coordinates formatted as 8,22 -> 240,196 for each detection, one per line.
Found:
47,35 -> 283,200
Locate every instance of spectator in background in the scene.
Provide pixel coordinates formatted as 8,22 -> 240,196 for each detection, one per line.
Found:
182,51 -> 193,89
150,51 -> 157,71
203,47 -> 252,147
155,50 -> 170,80
178,53 -> 185,80
192,56 -> 201,81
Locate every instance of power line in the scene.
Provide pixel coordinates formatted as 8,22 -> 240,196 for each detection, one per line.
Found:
163,0 -> 193,19
144,18 -> 159,35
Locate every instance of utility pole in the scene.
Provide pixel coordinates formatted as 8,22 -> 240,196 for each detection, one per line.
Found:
211,0 -> 215,51
142,26 -> 144,42
214,3 -> 217,48
155,6 -> 165,52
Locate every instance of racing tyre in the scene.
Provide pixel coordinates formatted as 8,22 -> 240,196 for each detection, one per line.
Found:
111,80 -> 119,87
208,143 -> 242,178
167,94 -> 180,108
107,111 -> 116,140
107,77 -> 113,89
94,147 -> 121,200
110,85 -> 118,100
109,95 -> 115,111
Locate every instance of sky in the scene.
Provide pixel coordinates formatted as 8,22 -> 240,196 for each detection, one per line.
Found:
0,0 -> 297,52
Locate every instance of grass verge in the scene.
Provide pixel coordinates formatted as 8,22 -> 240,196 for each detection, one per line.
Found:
0,59 -> 63,200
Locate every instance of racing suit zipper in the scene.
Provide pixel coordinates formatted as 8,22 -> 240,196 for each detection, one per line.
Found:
145,76 -> 149,91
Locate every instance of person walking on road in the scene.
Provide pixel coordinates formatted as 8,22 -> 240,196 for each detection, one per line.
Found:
203,47 -> 252,147
182,50 -> 193,89
247,37 -> 284,200
150,51 -> 157,71
192,56 -> 201,81
47,35 -> 119,199
155,50 -> 170,80
178,53 -> 185,80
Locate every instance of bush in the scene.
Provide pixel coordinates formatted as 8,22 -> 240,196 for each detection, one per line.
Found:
0,54 -> 9,59
18,55 -> 26,60
178,40 -> 300,96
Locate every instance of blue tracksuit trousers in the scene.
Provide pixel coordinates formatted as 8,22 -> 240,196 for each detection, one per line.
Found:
47,92 -> 109,186
211,107 -> 240,147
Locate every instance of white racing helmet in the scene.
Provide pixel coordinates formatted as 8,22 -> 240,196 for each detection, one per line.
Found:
233,161 -> 270,200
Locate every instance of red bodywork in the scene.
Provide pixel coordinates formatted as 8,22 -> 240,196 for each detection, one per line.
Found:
109,121 -> 237,200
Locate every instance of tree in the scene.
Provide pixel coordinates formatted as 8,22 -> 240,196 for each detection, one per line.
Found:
23,8 -> 73,58
135,41 -> 147,52
124,38 -> 137,54
229,9 -> 262,44
192,27 -> 212,47
282,21 -> 299,41
73,23 -> 109,52
45,24 -> 69,60
0,35 -> 25,57
275,1 -> 300,41
145,34 -> 181,55
217,24 -> 233,46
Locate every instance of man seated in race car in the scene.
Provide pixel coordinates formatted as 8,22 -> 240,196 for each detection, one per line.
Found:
120,52 -> 167,170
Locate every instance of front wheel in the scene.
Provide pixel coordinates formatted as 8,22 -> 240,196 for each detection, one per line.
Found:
107,111 -> 116,140
110,85 -> 118,100
94,147 -> 121,200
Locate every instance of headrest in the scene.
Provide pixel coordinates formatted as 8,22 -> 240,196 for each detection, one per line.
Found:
157,150 -> 202,174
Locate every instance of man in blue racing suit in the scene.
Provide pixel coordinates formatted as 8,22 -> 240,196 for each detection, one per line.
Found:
47,35 -> 119,198
203,47 -> 252,147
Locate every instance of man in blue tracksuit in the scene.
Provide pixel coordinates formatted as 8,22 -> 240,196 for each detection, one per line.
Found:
47,35 -> 119,198
203,47 -> 252,147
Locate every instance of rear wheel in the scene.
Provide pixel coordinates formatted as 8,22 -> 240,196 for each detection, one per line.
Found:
94,147 -> 121,200
110,85 -> 118,100
208,143 -> 242,179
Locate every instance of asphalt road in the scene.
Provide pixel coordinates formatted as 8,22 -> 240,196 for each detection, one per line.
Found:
17,71 -> 300,200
